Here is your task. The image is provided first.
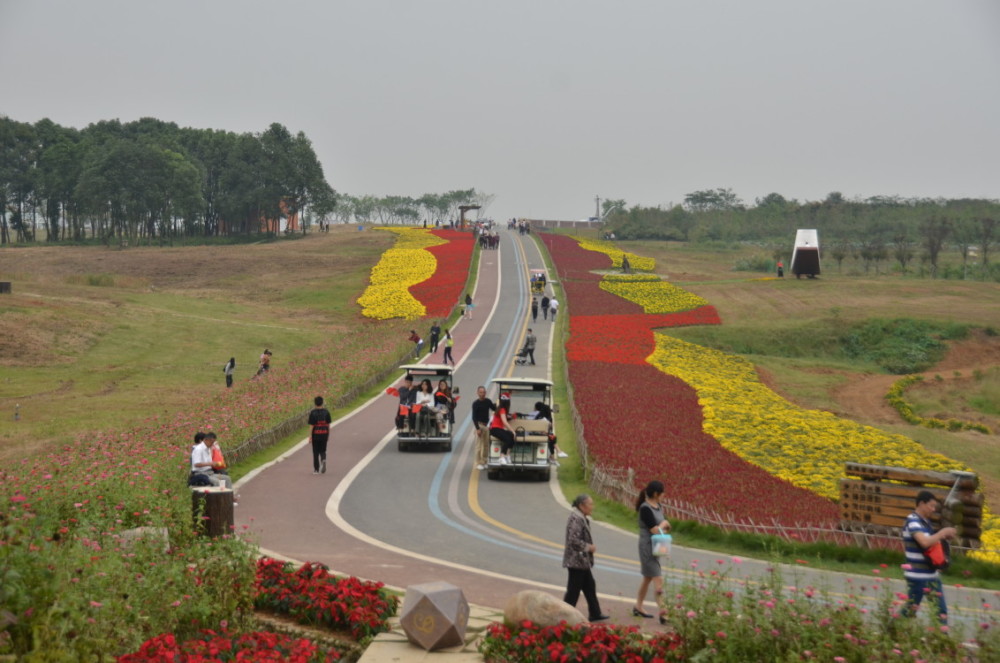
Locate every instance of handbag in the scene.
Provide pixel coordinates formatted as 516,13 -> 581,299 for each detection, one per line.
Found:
924,540 -> 951,571
651,531 -> 672,557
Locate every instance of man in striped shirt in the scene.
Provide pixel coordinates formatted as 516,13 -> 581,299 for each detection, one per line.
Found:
902,490 -> 956,623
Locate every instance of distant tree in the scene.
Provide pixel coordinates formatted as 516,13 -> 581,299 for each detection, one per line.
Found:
683,188 -> 743,212
975,215 -> 997,272
891,228 -> 915,273
919,215 -> 951,278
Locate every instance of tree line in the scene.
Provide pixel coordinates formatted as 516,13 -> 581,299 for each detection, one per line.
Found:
603,189 -> 1000,280
327,190 -> 495,226
0,116 -> 336,245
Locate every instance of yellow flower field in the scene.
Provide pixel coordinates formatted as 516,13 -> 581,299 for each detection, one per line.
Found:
356,228 -> 444,320
646,334 -> 967,500
646,332 -> 1000,563
600,277 -> 709,314
577,237 -> 656,271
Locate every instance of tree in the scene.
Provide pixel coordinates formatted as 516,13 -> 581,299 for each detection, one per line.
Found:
683,188 -> 743,212
919,215 -> 951,278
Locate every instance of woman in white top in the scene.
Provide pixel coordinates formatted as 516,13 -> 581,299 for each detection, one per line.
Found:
413,379 -> 435,434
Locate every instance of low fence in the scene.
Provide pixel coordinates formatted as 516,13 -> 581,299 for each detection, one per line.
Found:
225,348 -> 411,467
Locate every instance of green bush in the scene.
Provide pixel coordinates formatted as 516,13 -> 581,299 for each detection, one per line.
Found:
841,318 -> 968,374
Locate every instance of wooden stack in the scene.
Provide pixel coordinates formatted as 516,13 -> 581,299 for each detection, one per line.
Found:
839,463 -> 982,549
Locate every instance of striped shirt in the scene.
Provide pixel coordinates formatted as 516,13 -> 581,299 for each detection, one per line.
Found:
902,512 -> 937,580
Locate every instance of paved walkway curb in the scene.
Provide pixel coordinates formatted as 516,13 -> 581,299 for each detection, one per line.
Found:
359,604 -> 502,663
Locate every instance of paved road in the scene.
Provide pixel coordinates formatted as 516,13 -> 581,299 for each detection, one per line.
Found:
235,230 -> 995,628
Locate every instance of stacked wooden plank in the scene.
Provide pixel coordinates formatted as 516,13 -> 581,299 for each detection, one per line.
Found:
839,463 -> 982,549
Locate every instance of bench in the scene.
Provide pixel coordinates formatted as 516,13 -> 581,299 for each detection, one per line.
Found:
513,418 -> 550,444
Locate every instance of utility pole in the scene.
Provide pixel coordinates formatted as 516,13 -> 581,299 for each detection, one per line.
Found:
595,196 -> 601,221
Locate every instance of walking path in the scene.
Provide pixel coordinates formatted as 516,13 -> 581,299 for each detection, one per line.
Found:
235,230 -> 997,661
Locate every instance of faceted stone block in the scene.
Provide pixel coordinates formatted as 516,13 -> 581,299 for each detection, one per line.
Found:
399,581 -> 470,651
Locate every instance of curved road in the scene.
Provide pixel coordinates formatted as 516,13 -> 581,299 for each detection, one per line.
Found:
235,230 -> 992,627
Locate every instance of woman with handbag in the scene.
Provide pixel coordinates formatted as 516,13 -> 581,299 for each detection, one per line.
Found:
633,480 -> 671,619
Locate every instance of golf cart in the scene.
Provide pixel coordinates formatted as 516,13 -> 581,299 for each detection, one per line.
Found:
530,269 -> 547,294
486,377 -> 555,481
395,364 -> 458,452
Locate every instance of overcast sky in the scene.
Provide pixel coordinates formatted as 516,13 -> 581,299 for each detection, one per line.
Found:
2,1 -> 998,221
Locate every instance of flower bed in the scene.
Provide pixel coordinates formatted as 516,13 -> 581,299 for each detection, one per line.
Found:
0,320 -> 411,658
357,228 -> 444,320
254,558 -> 397,641
118,629 -> 344,662
647,335 -> 968,501
479,620 -> 684,662
599,278 -> 709,314
886,375 -> 992,434
408,228 -> 475,318
570,360 -> 838,523
577,237 -> 656,272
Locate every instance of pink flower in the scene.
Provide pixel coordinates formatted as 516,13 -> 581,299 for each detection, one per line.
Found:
686,610 -> 697,618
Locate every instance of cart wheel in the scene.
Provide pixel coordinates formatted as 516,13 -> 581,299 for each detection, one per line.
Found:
398,439 -> 407,452
443,441 -> 452,452
487,469 -> 500,481
541,467 -> 552,481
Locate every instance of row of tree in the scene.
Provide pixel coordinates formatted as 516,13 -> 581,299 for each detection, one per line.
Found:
0,116 -> 336,245
327,190 -> 495,226
603,191 -> 1000,279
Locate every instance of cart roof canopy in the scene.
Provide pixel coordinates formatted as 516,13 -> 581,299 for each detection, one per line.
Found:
491,377 -> 553,390
398,364 -> 454,376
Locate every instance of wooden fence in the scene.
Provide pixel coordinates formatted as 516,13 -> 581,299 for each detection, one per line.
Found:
225,348 -> 412,467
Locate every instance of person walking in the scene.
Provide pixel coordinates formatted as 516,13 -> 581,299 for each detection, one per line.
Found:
471,386 -> 495,470
523,329 -> 537,366
428,321 -> 441,354
223,357 -> 236,388
563,494 -> 609,622
902,490 -> 956,623
308,396 -> 332,474
540,295 -> 550,320
464,293 -> 474,320
549,297 -> 559,321
442,329 -> 455,366
531,297 -> 539,322
633,480 -> 671,619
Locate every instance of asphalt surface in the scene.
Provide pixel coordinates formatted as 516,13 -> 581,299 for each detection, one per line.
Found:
235,229 -> 997,628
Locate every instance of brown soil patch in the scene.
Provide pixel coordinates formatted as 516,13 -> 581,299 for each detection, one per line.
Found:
831,329 -> 1000,427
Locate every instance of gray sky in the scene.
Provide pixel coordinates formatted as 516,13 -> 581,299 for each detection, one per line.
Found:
2,1 -> 998,221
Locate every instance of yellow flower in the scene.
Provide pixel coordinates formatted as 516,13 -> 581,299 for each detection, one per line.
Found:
357,228 -> 445,320
577,237 -> 656,271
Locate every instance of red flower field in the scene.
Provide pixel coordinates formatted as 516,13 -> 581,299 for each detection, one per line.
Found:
544,232 -> 839,525
409,229 -> 475,318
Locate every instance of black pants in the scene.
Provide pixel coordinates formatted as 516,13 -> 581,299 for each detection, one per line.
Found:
525,348 -> 535,365
429,335 -> 440,353
491,427 -> 514,454
443,346 -> 454,365
311,437 -> 328,471
564,568 -> 602,620
225,374 -> 233,388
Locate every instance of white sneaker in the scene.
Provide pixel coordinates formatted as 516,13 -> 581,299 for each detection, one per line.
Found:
476,464 -> 486,470
499,456 -> 509,465
558,451 -> 569,458
549,459 -> 560,467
